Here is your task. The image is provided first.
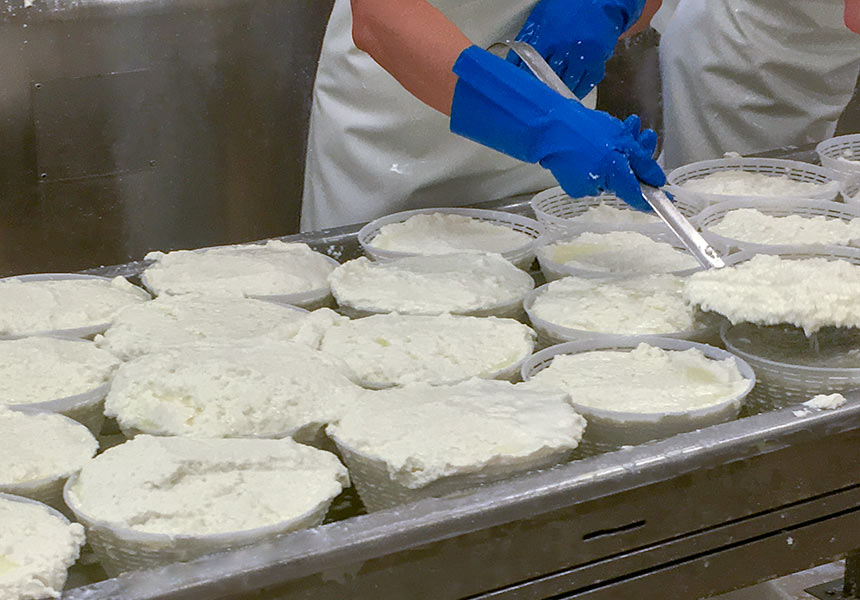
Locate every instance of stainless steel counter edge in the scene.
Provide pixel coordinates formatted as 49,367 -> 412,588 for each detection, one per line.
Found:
63,397 -> 860,600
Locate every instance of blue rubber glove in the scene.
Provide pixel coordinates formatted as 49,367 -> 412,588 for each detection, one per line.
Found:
450,46 -> 665,211
509,0 -> 646,98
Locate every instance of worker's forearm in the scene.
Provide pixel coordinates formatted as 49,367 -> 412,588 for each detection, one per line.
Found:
350,0 -> 470,115
621,0 -> 662,38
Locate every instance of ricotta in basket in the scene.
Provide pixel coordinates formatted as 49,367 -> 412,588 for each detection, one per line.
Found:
96,294 -> 343,360
568,204 -> 661,226
327,379 -> 585,511
329,253 -> 534,317
529,274 -> 696,336
65,435 -> 349,536
684,254 -> 860,334
680,170 -> 824,197
707,208 -> 860,246
141,241 -> 336,299
369,212 -> 532,255
0,495 -> 85,600
539,231 -> 698,275
0,408 -> 97,488
529,343 -> 748,414
318,313 -> 535,387
104,340 -> 362,440
0,277 -> 149,336
0,337 -> 120,407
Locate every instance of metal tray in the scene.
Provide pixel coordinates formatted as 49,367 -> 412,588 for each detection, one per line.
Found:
65,191 -> 860,600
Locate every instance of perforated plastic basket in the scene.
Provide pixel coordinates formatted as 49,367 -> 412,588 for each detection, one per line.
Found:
721,322 -> 860,415
357,207 -> 544,270
529,187 -> 704,236
840,176 -> 860,205
63,472 -> 340,577
0,273 -> 150,339
535,229 -> 709,282
666,158 -> 841,208
523,278 -> 723,347
521,337 -> 755,448
816,134 -> 860,178
0,411 -> 96,517
329,433 -> 574,513
695,199 -> 860,253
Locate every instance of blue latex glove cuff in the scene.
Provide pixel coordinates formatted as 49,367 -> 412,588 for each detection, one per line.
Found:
450,46 -> 665,210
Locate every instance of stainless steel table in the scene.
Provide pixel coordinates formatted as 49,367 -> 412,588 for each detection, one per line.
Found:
67,192 -> 860,600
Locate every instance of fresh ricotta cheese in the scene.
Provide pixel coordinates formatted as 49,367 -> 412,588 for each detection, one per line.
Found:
684,254 -> 860,334
0,496 -> 85,600
0,277 -> 149,336
0,337 -> 120,407
803,393 -> 848,410
708,208 -> 860,246
528,343 -> 749,414
369,213 -> 532,255
329,253 -> 534,316
104,340 -> 362,439
95,294 -> 344,360
529,274 -> 696,335
681,170 -> 826,197
567,204 -> 661,226
539,231 -> 698,275
327,379 -> 584,490
0,408 -> 97,485
141,241 -> 336,299
319,313 -> 535,387
65,435 -> 349,535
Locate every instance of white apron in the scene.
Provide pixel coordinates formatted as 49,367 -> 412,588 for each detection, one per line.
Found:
659,0 -> 860,170
301,0 -> 598,232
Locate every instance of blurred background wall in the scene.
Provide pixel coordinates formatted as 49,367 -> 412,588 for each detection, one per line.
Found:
0,1 -> 857,275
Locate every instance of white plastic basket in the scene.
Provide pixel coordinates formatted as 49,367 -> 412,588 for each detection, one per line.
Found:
521,337 -> 755,448
0,411 -> 96,517
695,199 -> 860,253
0,273 -> 149,339
666,157 -> 841,208
357,207 -> 544,270
330,435 -> 573,513
140,245 -> 340,310
63,473 -> 337,577
816,134 -> 860,178
840,176 -> 860,205
523,280 -> 721,347
529,187 -> 704,236
721,322 -> 860,415
535,229 -> 709,282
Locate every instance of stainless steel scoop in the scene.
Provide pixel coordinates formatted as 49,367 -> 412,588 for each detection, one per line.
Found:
488,41 -> 726,269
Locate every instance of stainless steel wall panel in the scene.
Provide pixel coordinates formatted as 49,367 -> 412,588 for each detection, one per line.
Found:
0,0 -> 334,275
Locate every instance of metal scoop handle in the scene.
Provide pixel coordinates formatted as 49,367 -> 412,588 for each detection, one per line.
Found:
488,41 -> 726,269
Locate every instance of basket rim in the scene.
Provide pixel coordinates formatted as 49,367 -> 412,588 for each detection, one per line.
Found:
816,133 -> 860,158
520,336 -> 756,420
357,207 -> 544,263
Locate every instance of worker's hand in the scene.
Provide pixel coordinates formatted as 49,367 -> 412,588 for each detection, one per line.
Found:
509,0 -> 646,98
451,46 -> 664,210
